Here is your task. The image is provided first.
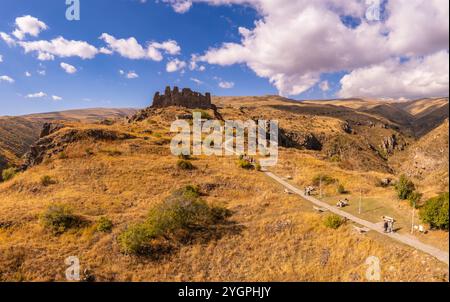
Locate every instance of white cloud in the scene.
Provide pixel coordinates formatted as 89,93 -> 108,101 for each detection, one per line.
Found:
25,71 -> 32,77
178,0 -> 449,98
319,81 -> 330,92
37,70 -> 46,76
100,34 -> 182,61
19,37 -> 98,60
52,95 -> 63,101
190,77 -> 203,85
339,50 -> 449,99
0,32 -> 16,46
126,71 -> 139,79
0,54 -> 2,63
0,75 -> 14,83
119,70 -> 125,75
150,40 -> 181,55
37,52 -> 55,61
163,0 -> 193,13
26,92 -> 47,98
12,15 -> 48,40
99,47 -> 113,55
166,58 -> 186,72
219,81 -> 234,89
60,62 -> 77,74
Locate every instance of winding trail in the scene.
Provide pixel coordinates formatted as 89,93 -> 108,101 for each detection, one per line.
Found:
263,170 -> 450,265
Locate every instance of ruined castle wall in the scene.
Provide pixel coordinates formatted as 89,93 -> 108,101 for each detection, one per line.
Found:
152,86 -> 213,109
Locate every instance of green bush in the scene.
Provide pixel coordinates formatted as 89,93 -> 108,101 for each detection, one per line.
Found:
408,191 -> 422,208
58,152 -> 68,159
41,204 -> 81,234
324,214 -> 345,229
40,175 -> 57,187
118,187 -> 229,255
312,174 -> 336,186
395,174 -> 415,200
420,193 -> 449,230
255,163 -> 262,171
118,224 -> 154,255
194,110 -> 212,120
1,168 -> 17,182
177,159 -> 194,170
96,217 -> 113,232
337,184 -> 347,194
238,159 -> 253,170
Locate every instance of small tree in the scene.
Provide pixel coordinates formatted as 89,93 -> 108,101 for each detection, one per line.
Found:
395,174 -> 415,200
420,193 -> 449,230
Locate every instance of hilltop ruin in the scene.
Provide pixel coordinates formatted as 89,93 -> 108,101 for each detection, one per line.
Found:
152,86 -> 214,110
129,86 -> 222,122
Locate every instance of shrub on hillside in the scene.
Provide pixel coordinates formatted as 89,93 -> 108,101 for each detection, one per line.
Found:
395,174 -> 415,200
40,175 -> 57,187
177,159 -> 194,170
41,204 -> 82,234
194,110 -> 212,120
96,217 -> 113,233
337,183 -> 347,194
118,187 -> 230,255
312,174 -> 336,186
238,159 -> 253,170
420,193 -> 449,230
324,214 -> 345,229
408,191 -> 423,208
1,168 -> 17,182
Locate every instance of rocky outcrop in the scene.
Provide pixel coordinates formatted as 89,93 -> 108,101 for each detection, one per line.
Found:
152,86 -> 214,110
39,122 -> 64,138
279,129 -> 322,151
21,124 -> 135,170
380,134 -> 406,155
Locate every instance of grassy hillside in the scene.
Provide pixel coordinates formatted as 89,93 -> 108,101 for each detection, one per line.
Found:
0,100 -> 448,281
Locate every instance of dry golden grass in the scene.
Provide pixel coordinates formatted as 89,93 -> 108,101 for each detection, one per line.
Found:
0,103 -> 448,282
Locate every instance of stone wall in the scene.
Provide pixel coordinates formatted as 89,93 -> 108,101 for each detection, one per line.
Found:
152,86 -> 213,109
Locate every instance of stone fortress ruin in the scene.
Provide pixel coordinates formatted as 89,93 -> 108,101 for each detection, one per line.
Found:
152,86 -> 215,110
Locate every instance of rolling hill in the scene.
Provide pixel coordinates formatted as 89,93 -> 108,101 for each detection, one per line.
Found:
0,96 -> 448,281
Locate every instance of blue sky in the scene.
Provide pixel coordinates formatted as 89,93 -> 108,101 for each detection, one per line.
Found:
0,0 -> 448,115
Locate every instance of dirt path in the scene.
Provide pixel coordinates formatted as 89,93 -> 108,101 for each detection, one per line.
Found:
263,170 -> 450,265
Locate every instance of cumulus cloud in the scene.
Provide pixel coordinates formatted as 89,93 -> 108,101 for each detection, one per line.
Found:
166,58 -> 187,72
52,95 -> 63,101
150,40 -> 181,55
339,50 -> 449,99
219,81 -> 234,89
0,54 -> 2,63
99,33 -> 181,61
177,0 -> 449,98
0,32 -> 16,46
26,92 -> 47,98
60,62 -> 77,74
0,75 -> 14,83
25,71 -> 32,77
12,15 -> 48,40
19,37 -> 98,60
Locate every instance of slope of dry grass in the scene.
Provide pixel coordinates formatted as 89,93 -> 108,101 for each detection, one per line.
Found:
0,103 -> 448,282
